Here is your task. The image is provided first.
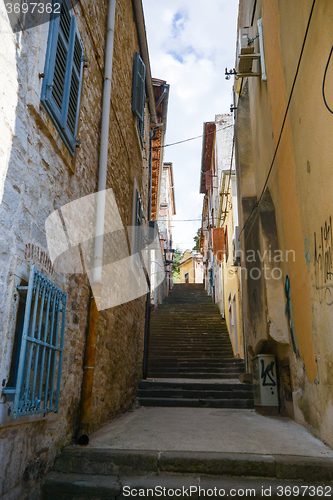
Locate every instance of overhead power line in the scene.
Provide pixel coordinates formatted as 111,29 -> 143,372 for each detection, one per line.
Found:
153,123 -> 233,150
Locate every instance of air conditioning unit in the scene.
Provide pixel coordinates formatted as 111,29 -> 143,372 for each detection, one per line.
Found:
252,354 -> 278,406
237,19 -> 266,81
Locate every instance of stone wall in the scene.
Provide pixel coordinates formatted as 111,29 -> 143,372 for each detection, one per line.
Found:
0,0 -> 151,497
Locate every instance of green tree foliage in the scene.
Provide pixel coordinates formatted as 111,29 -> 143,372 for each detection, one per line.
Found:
172,248 -> 183,283
192,228 -> 201,251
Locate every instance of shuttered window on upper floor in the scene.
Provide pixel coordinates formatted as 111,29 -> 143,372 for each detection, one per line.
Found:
41,0 -> 84,156
133,189 -> 143,276
132,52 -> 146,145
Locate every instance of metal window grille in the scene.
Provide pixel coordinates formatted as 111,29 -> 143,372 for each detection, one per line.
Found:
4,266 -> 67,419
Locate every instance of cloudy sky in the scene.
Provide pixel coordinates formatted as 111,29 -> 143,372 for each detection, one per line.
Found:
143,0 -> 239,251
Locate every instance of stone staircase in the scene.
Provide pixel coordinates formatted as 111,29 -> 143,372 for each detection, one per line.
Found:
138,284 -> 254,409
40,285 -> 333,499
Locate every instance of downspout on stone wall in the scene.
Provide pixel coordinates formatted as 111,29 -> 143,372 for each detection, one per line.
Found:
142,129 -> 154,379
77,0 -> 117,445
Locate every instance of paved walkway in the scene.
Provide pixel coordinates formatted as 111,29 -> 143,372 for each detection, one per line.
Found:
88,405 -> 333,458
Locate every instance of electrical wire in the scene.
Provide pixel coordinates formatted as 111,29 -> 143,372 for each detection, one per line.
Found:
322,45 -> 333,114
153,124 -> 233,150
239,0 -> 317,241
171,219 -> 202,222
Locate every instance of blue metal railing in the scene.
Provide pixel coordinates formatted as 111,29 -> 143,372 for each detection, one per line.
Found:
4,266 -> 67,418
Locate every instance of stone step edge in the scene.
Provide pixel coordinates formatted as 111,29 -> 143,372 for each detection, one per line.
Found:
53,449 -> 333,482
42,471 -> 333,500
138,382 -> 249,389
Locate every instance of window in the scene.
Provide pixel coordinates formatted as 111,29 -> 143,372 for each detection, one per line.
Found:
225,226 -> 229,263
133,189 -> 143,275
41,0 -> 85,156
132,52 -> 146,145
3,266 -> 67,419
212,227 -> 225,264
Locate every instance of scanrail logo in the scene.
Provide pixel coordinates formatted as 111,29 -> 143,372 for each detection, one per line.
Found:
45,189 -> 165,311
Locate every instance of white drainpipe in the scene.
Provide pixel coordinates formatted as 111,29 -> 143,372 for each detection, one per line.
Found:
77,0 -> 117,445
92,0 -> 117,287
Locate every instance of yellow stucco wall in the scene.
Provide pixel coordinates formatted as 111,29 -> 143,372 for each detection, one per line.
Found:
270,0 -> 333,444
236,0 -> 333,445
262,0 -> 316,382
222,185 -> 244,358
179,251 -> 203,283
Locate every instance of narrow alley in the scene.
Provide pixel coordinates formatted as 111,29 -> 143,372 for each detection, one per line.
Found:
41,285 -> 333,499
2,0 -> 333,498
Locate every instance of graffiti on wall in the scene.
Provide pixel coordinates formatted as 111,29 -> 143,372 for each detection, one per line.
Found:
304,238 -> 311,265
260,359 -> 276,386
314,216 -> 333,306
285,275 -> 299,356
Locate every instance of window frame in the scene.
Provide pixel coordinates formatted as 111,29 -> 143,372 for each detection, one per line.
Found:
132,51 -> 146,146
41,0 -> 85,156
3,266 -> 67,419
132,188 -> 143,276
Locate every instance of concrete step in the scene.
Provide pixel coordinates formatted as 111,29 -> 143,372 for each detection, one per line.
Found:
149,334 -> 230,338
150,335 -> 232,338
148,349 -> 234,354
137,389 -> 253,399
147,373 -> 246,380
147,361 -> 245,368
148,353 -> 235,359
148,367 -> 245,379
148,358 -> 235,362
150,329 -> 230,334
150,328 -> 230,332
138,380 -> 246,390
147,366 -> 245,373
44,472 -> 305,500
47,448 -> 333,482
138,397 -> 255,408
149,348 -> 234,353
149,339 -> 233,344
41,472 -> 120,499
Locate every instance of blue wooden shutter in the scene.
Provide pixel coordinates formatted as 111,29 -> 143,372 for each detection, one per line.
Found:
135,189 -> 143,253
132,52 -> 146,143
133,190 -> 143,275
62,23 -> 84,150
42,0 -> 84,156
3,266 -> 67,418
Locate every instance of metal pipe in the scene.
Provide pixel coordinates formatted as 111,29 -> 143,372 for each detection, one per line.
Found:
142,129 -> 154,379
77,0 -> 117,445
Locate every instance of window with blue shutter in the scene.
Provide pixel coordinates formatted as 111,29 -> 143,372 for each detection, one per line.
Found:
41,0 -> 84,156
133,189 -> 143,275
132,52 -> 146,145
3,267 -> 67,419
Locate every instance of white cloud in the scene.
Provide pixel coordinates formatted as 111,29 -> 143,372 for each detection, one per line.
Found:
143,0 -> 239,250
